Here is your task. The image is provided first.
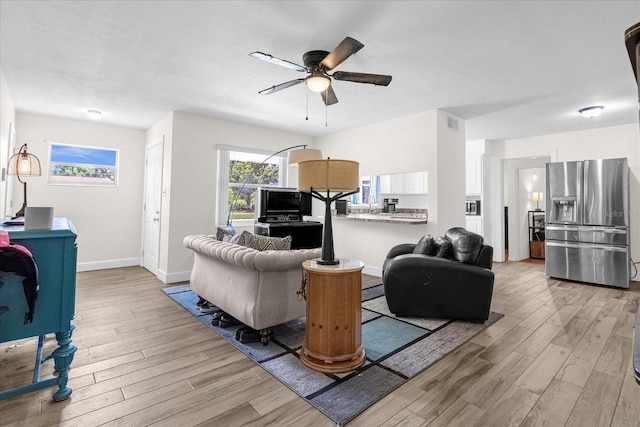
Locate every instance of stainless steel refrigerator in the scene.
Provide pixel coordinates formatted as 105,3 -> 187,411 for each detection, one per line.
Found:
545,158 -> 630,288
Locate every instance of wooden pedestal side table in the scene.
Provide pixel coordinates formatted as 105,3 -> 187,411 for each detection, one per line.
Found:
299,259 -> 365,373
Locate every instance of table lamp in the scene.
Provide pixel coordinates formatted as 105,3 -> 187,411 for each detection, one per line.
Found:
7,144 -> 41,218
298,158 -> 359,265
532,191 -> 544,211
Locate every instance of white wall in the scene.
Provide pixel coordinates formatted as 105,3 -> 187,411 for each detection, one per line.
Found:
0,70 -> 16,219
498,123 -> 640,273
315,109 -> 466,276
12,113 -> 146,270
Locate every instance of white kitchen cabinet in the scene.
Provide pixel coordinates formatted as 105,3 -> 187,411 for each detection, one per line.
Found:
404,171 -> 428,194
380,172 -> 428,194
466,154 -> 483,195
390,174 -> 404,193
379,174 -> 391,194
465,215 -> 482,235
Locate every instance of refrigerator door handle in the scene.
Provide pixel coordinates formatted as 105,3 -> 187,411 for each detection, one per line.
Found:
603,229 -> 627,234
546,225 -> 580,231
545,241 -> 628,252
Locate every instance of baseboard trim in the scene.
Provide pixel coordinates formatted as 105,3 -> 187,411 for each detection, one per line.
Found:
77,258 -> 140,272
363,265 -> 382,278
159,270 -> 191,284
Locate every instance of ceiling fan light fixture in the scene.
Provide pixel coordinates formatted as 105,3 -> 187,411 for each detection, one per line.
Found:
578,105 -> 604,118
305,73 -> 330,93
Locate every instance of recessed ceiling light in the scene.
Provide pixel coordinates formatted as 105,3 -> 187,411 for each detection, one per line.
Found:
86,109 -> 102,119
578,106 -> 604,118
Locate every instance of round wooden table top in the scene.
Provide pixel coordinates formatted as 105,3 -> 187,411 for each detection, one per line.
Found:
303,259 -> 364,273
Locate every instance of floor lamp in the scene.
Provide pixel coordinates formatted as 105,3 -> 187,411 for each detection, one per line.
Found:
7,144 -> 41,218
225,145 -> 322,228
297,158 -> 359,265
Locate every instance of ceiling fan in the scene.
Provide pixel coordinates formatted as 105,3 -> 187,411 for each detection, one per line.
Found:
249,36 -> 392,106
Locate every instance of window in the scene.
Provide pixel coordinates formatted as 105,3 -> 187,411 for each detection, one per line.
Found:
49,142 -> 118,187
351,175 -> 379,206
217,146 -> 288,225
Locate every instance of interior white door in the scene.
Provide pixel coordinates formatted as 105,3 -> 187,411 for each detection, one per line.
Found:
143,142 -> 163,275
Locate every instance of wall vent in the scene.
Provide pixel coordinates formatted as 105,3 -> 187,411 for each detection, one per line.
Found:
447,116 -> 458,131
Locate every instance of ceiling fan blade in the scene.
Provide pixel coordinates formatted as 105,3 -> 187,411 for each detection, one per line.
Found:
258,78 -> 305,95
320,37 -> 364,71
321,86 -> 338,106
249,51 -> 307,72
332,71 -> 392,86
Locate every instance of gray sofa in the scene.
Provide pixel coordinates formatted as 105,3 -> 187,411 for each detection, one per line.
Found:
183,235 -> 321,342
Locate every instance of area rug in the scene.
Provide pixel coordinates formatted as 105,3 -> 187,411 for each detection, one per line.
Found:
162,284 -> 502,425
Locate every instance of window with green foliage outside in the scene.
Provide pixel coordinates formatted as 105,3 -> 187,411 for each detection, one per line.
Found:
219,148 -> 288,224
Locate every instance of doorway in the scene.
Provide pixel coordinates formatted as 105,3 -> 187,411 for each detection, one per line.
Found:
516,167 -> 546,260
499,156 -> 550,262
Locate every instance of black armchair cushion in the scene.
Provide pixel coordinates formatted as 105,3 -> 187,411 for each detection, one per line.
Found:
413,235 -> 437,255
445,227 -> 484,264
435,237 -> 452,258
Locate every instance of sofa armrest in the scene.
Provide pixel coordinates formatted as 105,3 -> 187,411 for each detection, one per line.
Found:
476,245 -> 493,269
183,235 -> 321,271
386,243 -> 416,259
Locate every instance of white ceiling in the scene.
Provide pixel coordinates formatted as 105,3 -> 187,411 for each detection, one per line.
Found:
1,1 -> 638,141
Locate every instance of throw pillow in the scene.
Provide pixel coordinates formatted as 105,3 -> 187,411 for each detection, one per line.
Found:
413,235 -> 437,255
223,230 -> 254,247
216,224 -> 237,241
251,234 -> 292,251
445,227 -> 484,264
435,236 -> 452,258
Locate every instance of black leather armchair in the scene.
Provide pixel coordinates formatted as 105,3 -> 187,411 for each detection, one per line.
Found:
382,227 -> 495,323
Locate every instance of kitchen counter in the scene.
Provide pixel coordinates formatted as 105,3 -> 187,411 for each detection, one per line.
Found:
332,209 -> 428,225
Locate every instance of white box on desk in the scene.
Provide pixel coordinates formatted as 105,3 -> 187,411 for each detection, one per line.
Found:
25,207 -> 54,230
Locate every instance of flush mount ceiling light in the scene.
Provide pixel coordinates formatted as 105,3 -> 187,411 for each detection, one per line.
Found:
578,106 -> 604,118
86,109 -> 102,119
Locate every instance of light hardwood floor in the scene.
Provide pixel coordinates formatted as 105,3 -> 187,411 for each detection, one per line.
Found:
1,261 -> 638,426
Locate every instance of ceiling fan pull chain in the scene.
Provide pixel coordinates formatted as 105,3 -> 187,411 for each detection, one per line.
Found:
306,90 -> 309,121
325,102 -> 328,127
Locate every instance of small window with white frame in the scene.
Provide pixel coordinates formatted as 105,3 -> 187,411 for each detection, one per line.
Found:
48,142 -> 119,187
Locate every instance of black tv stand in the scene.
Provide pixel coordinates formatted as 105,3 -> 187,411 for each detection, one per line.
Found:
254,221 -> 322,250
260,214 -> 302,223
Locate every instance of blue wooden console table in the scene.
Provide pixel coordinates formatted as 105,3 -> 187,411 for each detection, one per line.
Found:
0,217 -> 78,401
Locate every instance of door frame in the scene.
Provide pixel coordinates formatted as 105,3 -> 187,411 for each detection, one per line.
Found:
496,151 -> 555,263
141,138 -> 164,277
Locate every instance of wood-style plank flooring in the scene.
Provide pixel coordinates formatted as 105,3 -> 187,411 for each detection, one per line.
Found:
1,261 -> 638,426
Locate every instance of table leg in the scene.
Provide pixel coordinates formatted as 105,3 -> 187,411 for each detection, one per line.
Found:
51,329 -> 77,401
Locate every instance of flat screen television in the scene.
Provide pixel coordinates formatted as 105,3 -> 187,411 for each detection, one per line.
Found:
256,188 -> 312,222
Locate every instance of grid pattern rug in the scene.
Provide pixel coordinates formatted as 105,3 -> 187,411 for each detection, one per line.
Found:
162,284 -> 502,425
